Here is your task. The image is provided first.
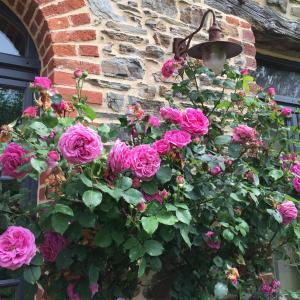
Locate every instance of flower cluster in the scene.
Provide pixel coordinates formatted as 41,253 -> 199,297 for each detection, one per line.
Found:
261,280 -> 281,296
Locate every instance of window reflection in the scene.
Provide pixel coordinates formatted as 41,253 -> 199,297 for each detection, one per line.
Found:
0,87 -> 23,126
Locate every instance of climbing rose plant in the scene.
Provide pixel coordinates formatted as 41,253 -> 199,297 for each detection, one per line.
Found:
0,62 -> 299,300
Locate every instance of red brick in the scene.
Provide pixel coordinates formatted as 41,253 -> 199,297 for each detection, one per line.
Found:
30,22 -> 38,37
16,2 -> 24,15
52,58 -> 100,74
43,47 -> 54,68
79,45 -> 99,57
40,172 -> 48,185
23,1 -> 37,26
35,10 -> 44,25
44,34 -> 53,51
7,0 -> 15,6
242,30 -> 255,43
226,16 -> 240,26
51,30 -> 96,43
40,45 -> 46,57
246,56 -> 257,69
240,20 -> 251,29
48,17 -> 69,30
53,44 -> 76,56
243,42 -> 256,57
34,0 -> 55,4
70,13 -> 91,26
221,22 -> 238,38
228,37 -> 241,44
39,187 -> 46,201
57,87 -> 103,105
37,31 -> 45,48
41,0 -> 85,17
51,71 -> 76,86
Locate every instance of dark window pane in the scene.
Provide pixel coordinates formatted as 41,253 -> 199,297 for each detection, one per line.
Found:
0,87 -> 23,126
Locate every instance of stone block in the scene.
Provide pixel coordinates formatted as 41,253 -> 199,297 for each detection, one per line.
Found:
145,45 -> 164,61
105,20 -> 147,35
142,0 -> 178,17
87,79 -> 131,91
101,30 -> 145,44
138,84 -> 156,99
87,0 -> 125,21
291,5 -> 300,17
153,33 -> 172,48
107,92 -> 125,112
267,0 -> 288,13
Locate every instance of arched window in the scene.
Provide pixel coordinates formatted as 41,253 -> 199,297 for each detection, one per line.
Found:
0,3 -> 40,298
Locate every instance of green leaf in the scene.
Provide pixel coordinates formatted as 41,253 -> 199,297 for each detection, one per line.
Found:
77,211 -> 96,228
123,188 -> 143,205
141,216 -> 159,235
138,256 -> 146,278
82,104 -> 97,120
228,143 -> 241,159
112,230 -> 125,246
94,183 -> 122,201
294,224 -> 300,239
56,249 -> 73,270
53,204 -> 74,216
141,181 -> 158,195
214,135 -> 231,145
214,282 -> 228,299
30,158 -> 48,173
51,213 -> 71,235
157,212 -> 178,225
160,226 -> 175,242
223,229 -> 234,241
269,169 -> 284,181
176,208 -> 192,225
213,256 -> 223,267
94,229 -> 112,248
129,242 -> 144,261
180,226 -> 192,248
23,266 -> 41,284
115,176 -> 132,191
79,174 -> 93,187
266,209 -> 283,223
144,240 -> 164,256
82,190 -> 102,210
89,265 -> 100,284
156,166 -> 172,184
30,253 -> 43,266
30,122 -> 50,136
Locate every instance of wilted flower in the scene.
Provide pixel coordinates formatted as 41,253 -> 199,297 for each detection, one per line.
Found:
232,124 -> 257,144
226,267 -> 240,285
293,177 -> 300,193
277,200 -> 298,224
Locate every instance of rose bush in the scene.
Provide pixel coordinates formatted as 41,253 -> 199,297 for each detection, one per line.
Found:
0,61 -> 299,300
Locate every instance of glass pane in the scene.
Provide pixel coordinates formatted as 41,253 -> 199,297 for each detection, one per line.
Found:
0,31 -> 20,56
0,87 -> 23,126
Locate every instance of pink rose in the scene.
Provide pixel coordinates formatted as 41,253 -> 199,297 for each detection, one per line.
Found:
148,116 -> 160,128
180,108 -> 209,136
278,200 -> 298,224
58,124 -> 103,164
160,107 -> 182,124
281,107 -> 292,117
177,175 -> 184,184
206,231 -> 215,238
161,59 -> 176,78
240,69 -> 249,76
48,150 -> 60,162
67,282 -> 99,300
143,192 -> 163,205
210,165 -> 222,176
294,177 -> 300,193
23,106 -> 37,118
152,139 -> 171,155
74,69 -> 83,79
267,87 -> 276,97
137,201 -> 146,212
159,189 -> 169,199
246,171 -> 254,183
0,143 -> 31,178
207,240 -> 221,250
130,145 -> 160,180
90,283 -> 99,297
232,125 -> 257,144
52,100 -> 66,114
261,283 -> 272,296
108,140 -> 131,175
40,231 -> 67,262
272,280 -> 280,290
291,163 -> 300,175
164,130 -> 191,149
0,226 -> 36,270
32,77 -> 52,90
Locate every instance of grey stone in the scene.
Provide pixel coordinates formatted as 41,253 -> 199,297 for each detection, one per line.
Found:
105,21 -> 146,35
101,30 -> 144,44
128,1 -> 138,7
143,10 -> 158,18
153,32 -> 171,48
142,0 -> 178,17
87,79 -> 131,91
87,0 -> 125,21
138,84 -> 156,99
159,85 -> 169,97
102,57 -> 145,79
145,19 -> 167,31
107,92 -> 125,112
153,72 -> 176,84
119,43 -> 140,55
128,96 -> 163,114
102,43 -> 112,53
117,3 -> 140,13
160,16 -> 185,27
180,6 -> 204,26
145,45 -> 164,61
291,5 -> 300,17
267,0 -> 288,13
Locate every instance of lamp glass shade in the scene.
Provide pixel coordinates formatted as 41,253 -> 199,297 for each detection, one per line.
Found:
202,43 -> 226,75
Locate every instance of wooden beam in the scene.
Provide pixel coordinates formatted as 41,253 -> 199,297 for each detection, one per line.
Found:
205,0 -> 300,59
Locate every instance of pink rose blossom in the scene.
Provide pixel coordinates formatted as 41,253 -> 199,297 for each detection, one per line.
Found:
261,283 -> 273,296
164,130 -> 191,149
23,106 -> 37,118
161,59 -> 176,78
0,226 -> 36,270
130,145 -> 160,180
246,171 -> 254,183
159,189 -> 169,199
32,77 -> 52,90
160,107 -> 182,124
48,150 -> 60,162
67,283 -> 81,300
58,124 -> 103,164
143,192 -> 163,205
74,69 -> 83,78
50,129 -> 57,139
291,163 -> 300,175
152,139 -> 171,155
148,116 -> 160,128
52,100 -> 66,114
278,200 -> 298,224
180,108 -> 209,136
281,107 -> 292,117
40,231 -> 67,262
206,231 -> 215,238
132,177 -> 141,188
210,166 -> 222,176
177,175 -> 184,184
137,201 -> 146,212
207,240 -> 221,250
90,283 -> 99,297
240,69 -> 249,76
272,280 -> 280,290
108,140 -> 131,175
294,177 -> 300,193
267,87 -> 276,97
0,143 -> 31,178
232,125 -> 257,144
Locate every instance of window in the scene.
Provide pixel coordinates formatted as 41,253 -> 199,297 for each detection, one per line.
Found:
0,2 -> 40,297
